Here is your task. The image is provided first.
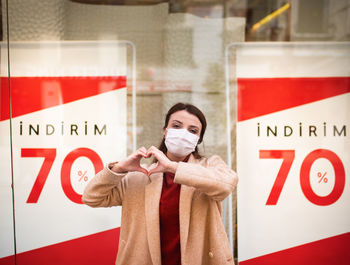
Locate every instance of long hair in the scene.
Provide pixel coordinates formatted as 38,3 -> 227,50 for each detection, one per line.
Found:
158,102 -> 207,159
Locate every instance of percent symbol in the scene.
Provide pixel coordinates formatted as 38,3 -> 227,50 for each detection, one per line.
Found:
317,172 -> 328,183
78,170 -> 88,182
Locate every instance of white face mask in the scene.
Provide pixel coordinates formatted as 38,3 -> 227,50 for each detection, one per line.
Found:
165,128 -> 200,158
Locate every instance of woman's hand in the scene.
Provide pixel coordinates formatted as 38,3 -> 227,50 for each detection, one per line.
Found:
147,146 -> 178,176
111,147 -> 149,175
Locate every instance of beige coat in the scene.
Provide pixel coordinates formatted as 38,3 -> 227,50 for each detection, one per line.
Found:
82,154 -> 238,265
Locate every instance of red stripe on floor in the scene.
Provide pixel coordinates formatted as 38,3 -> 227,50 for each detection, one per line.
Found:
239,232 -> 350,265
0,227 -> 120,265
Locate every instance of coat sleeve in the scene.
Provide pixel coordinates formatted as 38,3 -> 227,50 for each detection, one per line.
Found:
82,162 -> 127,207
174,155 -> 238,201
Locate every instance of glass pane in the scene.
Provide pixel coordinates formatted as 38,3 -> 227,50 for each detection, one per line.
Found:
6,1 -> 129,264
4,1 -> 242,263
0,0 -> 16,263
3,1 -> 348,265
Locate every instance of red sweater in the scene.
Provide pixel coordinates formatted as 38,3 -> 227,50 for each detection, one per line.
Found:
159,156 -> 189,265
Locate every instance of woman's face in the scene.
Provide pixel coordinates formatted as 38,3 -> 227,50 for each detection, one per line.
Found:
164,110 -> 202,138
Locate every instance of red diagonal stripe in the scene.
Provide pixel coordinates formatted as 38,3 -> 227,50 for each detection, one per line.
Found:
239,232 -> 350,265
1,76 -> 126,121
237,77 -> 350,122
0,228 -> 120,265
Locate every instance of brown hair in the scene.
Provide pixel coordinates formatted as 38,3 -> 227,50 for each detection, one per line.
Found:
158,102 -> 207,159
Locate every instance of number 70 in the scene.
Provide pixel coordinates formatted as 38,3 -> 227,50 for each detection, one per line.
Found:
259,149 -> 345,206
21,148 -> 103,204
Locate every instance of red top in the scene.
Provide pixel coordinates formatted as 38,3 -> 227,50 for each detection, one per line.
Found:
159,155 -> 189,265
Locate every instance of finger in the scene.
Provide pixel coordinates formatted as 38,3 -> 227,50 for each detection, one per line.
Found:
146,145 -> 155,153
144,149 -> 152,158
136,166 -> 149,175
147,149 -> 160,160
146,146 -> 160,157
148,145 -> 160,152
147,168 -> 158,176
136,149 -> 147,158
147,164 -> 158,176
139,146 -> 148,154
138,147 -> 147,155
150,148 -> 168,163
147,164 -> 165,176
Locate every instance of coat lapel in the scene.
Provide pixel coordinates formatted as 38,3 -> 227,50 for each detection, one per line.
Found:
179,154 -> 197,260
145,172 -> 163,265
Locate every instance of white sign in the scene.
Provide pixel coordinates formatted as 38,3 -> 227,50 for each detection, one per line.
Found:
236,43 -> 350,265
0,41 -> 127,264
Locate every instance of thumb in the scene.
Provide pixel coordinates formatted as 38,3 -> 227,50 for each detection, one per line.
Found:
147,165 -> 162,176
135,165 -> 149,175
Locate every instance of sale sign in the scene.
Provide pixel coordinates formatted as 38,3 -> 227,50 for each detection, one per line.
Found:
236,43 -> 350,265
0,41 -> 127,264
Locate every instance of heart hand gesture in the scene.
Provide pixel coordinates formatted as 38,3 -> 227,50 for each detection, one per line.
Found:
111,147 -> 149,175
110,146 -> 178,176
147,146 -> 178,176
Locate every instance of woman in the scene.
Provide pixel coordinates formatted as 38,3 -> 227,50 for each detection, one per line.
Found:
82,102 -> 238,265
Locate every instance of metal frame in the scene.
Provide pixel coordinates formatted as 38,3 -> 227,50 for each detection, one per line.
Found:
224,42 -> 236,250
